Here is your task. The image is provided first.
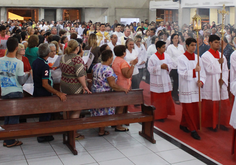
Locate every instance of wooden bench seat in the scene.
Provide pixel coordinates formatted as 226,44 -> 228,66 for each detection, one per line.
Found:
0,89 -> 156,155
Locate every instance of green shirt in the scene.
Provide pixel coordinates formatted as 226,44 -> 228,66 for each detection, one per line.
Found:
25,47 -> 39,67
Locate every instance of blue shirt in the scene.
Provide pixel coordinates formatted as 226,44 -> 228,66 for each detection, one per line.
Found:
32,57 -> 53,97
0,56 -> 24,96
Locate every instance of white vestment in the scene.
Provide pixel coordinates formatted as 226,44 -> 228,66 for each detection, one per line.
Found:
201,51 -> 229,101
107,42 -> 117,63
230,51 -> 236,95
124,49 -> 140,75
113,31 -> 124,38
165,44 -> 185,69
146,44 -> 157,59
148,53 -> 173,93
178,54 -> 206,103
134,44 -> 147,69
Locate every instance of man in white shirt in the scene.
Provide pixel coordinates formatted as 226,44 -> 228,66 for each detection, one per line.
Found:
118,28 -> 131,45
77,24 -> 86,37
108,34 -> 118,60
146,28 -> 156,48
113,24 -> 124,38
67,27 -> 82,40
156,22 -> 165,34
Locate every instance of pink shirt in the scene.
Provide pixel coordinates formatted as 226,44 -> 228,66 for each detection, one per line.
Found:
0,35 -> 9,57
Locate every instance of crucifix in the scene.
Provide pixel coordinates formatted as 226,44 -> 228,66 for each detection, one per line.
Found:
218,4 -> 229,129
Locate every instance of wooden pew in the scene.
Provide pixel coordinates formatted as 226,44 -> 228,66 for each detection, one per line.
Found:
0,89 -> 156,155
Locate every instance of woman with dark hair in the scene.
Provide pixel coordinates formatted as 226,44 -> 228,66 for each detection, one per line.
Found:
91,50 -> 128,135
38,35 -> 44,46
220,36 -> 234,69
25,35 -> 39,66
21,31 -> 28,49
61,36 -> 68,53
125,39 -> 140,89
166,34 -> 185,104
112,45 -> 138,131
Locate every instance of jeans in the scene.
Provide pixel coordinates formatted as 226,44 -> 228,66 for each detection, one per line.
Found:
2,92 -> 23,145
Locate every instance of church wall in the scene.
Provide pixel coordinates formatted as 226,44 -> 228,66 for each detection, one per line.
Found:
0,0 -> 150,23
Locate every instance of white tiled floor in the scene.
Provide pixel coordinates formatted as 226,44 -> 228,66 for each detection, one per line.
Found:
0,123 -> 215,165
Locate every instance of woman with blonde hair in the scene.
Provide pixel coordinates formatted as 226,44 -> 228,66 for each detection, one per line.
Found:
60,39 -> 91,140
28,27 -> 35,37
16,43 -> 32,75
84,33 -> 101,71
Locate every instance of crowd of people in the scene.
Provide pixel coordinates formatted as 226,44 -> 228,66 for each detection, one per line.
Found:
1,17 -> 236,147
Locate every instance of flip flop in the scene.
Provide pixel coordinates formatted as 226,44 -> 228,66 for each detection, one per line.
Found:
6,141 -> 23,148
98,131 -> 110,136
115,128 -> 129,132
75,134 -> 85,141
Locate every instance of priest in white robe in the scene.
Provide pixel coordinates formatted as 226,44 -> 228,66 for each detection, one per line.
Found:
148,41 -> 175,122
178,38 -> 206,140
201,35 -> 231,131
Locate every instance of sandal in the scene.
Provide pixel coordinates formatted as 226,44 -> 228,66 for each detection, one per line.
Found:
98,131 -> 110,136
3,142 -> 6,147
75,134 -> 85,141
115,128 -> 129,132
6,141 -> 23,148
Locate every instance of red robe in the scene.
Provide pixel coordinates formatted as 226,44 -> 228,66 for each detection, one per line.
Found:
181,103 -> 200,131
151,91 -> 175,120
202,99 -> 231,128
232,129 -> 236,160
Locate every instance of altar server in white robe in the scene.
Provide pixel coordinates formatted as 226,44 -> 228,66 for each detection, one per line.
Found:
230,51 -> 236,102
230,50 -> 236,160
148,41 -> 175,121
201,35 -> 231,131
178,38 -> 206,140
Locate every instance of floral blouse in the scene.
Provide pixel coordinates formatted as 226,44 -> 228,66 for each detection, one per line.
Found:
91,63 -> 117,93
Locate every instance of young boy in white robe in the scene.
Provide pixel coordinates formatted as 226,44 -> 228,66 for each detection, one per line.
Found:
201,35 -> 231,131
178,38 -> 206,140
148,41 -> 175,122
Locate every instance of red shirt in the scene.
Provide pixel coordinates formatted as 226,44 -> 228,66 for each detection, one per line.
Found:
22,56 -> 32,72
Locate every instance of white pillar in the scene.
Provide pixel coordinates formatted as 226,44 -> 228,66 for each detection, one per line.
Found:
182,8 -> 190,25
56,9 -> 63,21
149,9 -> 156,22
108,7 -> 115,24
38,8 -> 44,21
235,7 -> 236,26
178,1 -> 182,28
0,7 -> 7,22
